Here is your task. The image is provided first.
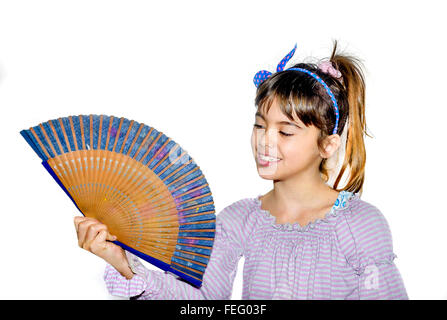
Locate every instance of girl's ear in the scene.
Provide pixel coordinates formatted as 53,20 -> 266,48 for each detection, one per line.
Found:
320,134 -> 341,159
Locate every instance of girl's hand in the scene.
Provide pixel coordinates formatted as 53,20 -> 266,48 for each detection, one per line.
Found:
73,216 -> 135,279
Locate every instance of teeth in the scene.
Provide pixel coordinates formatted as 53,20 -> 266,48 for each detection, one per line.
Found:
259,154 -> 280,162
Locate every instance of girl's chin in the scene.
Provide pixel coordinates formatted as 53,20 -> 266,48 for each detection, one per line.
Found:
256,164 -> 281,177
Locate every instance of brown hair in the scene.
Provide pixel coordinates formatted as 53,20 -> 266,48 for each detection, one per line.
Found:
254,40 -> 371,195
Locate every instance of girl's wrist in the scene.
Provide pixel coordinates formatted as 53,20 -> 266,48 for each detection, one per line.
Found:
120,262 -> 135,280
108,249 -> 135,280
115,258 -> 135,280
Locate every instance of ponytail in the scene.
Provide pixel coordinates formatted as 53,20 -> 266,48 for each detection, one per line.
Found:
328,40 -> 371,196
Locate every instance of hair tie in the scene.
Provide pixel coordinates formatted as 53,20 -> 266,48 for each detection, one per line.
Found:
253,44 -> 340,135
317,61 -> 342,79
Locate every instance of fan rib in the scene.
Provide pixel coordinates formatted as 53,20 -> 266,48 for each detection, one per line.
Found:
133,128 -> 155,160
125,122 -> 144,156
92,115 -> 104,215
170,174 -> 202,193
171,264 -> 203,279
118,120 -> 133,154
139,132 -> 162,165
97,115 -> 114,208
148,138 -> 172,170
68,116 -> 88,206
156,149 -> 186,177
111,117 -> 124,152
160,159 -> 193,183
175,183 -> 209,199
78,115 -> 93,212
168,167 -> 199,189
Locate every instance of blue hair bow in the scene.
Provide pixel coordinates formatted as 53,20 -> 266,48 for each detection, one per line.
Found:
253,44 -> 297,87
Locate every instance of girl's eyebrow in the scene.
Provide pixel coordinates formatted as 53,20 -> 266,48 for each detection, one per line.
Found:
255,112 -> 301,128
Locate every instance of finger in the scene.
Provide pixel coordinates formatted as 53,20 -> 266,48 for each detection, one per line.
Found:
82,221 -> 111,250
74,216 -> 96,234
74,216 -> 86,234
85,223 -> 107,244
90,230 -> 108,254
81,219 -> 116,242
77,220 -> 99,247
83,226 -> 105,251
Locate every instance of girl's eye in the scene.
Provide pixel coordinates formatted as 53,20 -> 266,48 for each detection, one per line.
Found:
253,124 -> 293,137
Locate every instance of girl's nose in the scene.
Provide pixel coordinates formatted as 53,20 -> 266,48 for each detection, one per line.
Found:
256,129 -> 278,154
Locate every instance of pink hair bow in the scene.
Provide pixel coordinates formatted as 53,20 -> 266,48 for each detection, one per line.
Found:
317,61 -> 342,79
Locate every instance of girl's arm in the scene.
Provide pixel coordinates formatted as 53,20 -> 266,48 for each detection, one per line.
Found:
103,201 -> 249,300
354,254 -> 407,300
336,202 -> 409,300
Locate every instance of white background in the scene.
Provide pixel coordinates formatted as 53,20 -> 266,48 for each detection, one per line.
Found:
0,0 -> 445,299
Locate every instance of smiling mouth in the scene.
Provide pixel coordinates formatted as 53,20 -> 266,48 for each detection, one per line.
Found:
258,154 -> 281,162
257,152 -> 282,167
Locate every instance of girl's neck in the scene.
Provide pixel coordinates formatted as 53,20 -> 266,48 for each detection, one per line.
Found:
268,175 -> 337,213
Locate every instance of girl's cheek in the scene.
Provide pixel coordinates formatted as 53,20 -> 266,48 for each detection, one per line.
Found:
250,131 -> 257,153
280,141 -> 299,159
251,129 -> 263,150
251,130 -> 264,159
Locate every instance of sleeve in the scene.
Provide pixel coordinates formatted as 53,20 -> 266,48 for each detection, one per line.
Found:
336,202 -> 409,300
103,201 -> 248,300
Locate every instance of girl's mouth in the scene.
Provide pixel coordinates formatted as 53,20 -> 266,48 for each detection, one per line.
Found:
257,153 -> 282,166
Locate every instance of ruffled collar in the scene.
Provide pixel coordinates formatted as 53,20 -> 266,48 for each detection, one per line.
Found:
254,190 -> 359,232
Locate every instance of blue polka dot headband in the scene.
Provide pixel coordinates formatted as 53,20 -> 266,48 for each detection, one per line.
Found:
253,43 -> 341,135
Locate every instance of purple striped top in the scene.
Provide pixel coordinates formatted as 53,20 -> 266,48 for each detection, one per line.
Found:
104,190 -> 408,299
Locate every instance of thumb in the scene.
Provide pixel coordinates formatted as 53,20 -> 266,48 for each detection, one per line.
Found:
106,232 -> 117,241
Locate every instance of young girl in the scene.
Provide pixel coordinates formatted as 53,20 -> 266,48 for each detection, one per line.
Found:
74,41 -> 408,299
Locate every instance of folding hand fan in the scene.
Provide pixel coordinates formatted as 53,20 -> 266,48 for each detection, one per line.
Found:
20,114 -> 216,287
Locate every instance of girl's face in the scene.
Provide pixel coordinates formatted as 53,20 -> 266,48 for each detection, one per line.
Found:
250,98 -> 324,180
